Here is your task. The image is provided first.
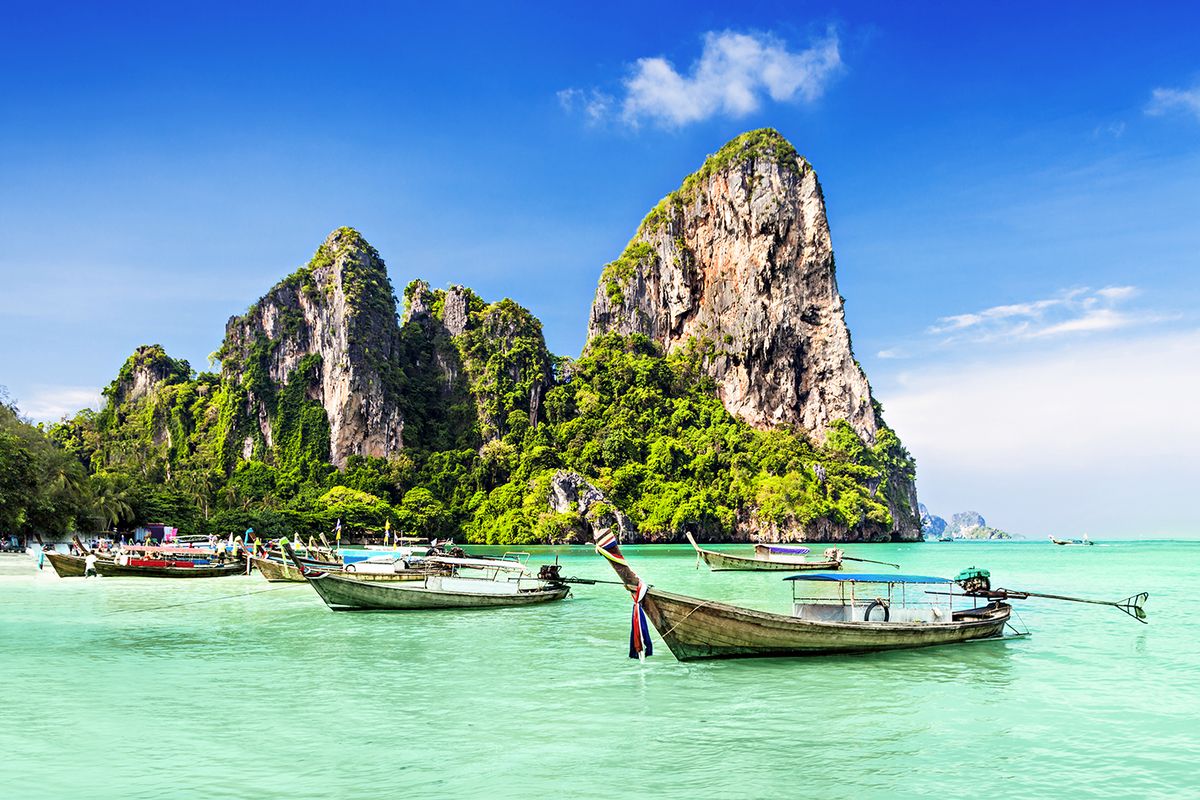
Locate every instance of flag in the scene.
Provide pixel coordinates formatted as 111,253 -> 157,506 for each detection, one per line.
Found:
385,518 -> 391,547
335,518 -> 342,544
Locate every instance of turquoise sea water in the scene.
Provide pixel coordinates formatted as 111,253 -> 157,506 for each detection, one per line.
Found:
2,541 -> 1197,799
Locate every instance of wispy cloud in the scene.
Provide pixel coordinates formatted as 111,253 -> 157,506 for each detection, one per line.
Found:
1146,83 -> 1200,121
561,29 -> 842,128
556,88 -> 613,124
16,385 -> 102,423
928,286 -> 1149,341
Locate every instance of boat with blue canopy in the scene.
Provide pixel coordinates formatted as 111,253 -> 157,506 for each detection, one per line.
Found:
600,530 -> 1021,660
594,528 -> 1147,661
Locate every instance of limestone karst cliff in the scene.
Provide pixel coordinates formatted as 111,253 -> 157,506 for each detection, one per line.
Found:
589,129 -> 876,444
219,228 -> 406,467
588,129 -> 919,540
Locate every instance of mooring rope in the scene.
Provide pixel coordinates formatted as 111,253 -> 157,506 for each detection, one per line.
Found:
105,585 -> 297,615
660,599 -> 715,639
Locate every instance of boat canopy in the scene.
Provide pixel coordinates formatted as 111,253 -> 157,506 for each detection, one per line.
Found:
784,572 -> 952,584
758,544 -> 811,555
426,556 -> 530,573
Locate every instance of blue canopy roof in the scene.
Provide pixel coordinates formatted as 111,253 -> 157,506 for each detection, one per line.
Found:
760,544 -> 810,554
784,572 -> 952,584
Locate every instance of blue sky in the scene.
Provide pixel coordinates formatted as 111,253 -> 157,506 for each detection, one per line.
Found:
2,2 -> 1198,536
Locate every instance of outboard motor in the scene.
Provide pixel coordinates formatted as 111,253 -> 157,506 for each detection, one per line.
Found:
538,563 -> 565,586
955,566 -> 991,595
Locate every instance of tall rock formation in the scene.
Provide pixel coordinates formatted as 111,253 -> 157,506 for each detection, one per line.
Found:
589,128 -> 876,444
588,129 -> 920,539
219,227 -> 405,467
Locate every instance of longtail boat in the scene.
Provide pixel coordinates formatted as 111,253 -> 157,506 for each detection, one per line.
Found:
44,551 -> 89,578
93,558 -> 245,578
685,532 -> 843,571
598,529 -> 1018,660
287,546 -> 569,610
68,537 -> 245,578
1049,535 -> 1094,546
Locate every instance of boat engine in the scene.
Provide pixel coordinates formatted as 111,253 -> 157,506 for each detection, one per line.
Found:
955,566 -> 991,595
537,564 -> 565,585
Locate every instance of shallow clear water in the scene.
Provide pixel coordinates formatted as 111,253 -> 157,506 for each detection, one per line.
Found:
2,541 -> 1196,799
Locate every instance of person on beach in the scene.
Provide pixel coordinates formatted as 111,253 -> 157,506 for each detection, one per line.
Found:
84,552 -> 98,578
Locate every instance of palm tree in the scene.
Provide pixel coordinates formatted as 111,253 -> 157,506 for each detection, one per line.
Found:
89,472 -> 134,529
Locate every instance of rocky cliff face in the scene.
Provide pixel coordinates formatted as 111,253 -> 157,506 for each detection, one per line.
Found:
588,129 -> 877,444
403,281 -> 555,445
219,228 -> 405,467
105,345 -> 191,406
920,503 -> 948,538
588,129 -> 919,540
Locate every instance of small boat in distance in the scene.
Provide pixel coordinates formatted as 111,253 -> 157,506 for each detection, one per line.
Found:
685,531 -> 843,571
1049,534 -> 1095,546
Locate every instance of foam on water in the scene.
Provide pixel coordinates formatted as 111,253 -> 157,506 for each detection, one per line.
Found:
1,541 -> 1196,798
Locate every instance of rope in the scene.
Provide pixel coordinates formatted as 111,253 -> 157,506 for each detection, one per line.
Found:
660,599 -> 714,639
105,585 -> 296,615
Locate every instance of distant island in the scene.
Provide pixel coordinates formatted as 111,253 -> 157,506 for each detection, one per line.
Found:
920,505 -> 1016,540
4,130 -> 925,546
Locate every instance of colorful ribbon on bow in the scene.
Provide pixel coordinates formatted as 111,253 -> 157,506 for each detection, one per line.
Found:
630,579 -> 653,660
595,531 -> 653,660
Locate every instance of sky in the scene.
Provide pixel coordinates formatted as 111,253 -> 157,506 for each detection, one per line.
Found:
1,1 -> 1198,537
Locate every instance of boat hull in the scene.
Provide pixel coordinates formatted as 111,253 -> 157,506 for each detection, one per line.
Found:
253,556 -> 313,582
44,552 -> 88,577
686,531 -> 840,571
306,572 -> 569,611
642,588 -> 1011,660
93,560 -> 245,578
696,549 -> 841,571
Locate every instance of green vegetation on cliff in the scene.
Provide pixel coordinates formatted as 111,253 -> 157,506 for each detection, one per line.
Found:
32,310 -> 912,546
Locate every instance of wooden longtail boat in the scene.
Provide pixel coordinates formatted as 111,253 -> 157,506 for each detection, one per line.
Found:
93,559 -> 246,578
64,536 -> 245,578
44,551 -> 89,578
685,532 -> 842,571
287,547 -> 569,611
599,530 -> 1013,660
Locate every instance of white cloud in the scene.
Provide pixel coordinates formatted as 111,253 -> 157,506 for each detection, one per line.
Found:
928,286 -> 1152,341
881,330 -> 1200,538
876,348 -> 906,359
556,88 -> 613,123
1147,84 -> 1200,120
561,29 -> 842,128
16,385 -> 102,423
